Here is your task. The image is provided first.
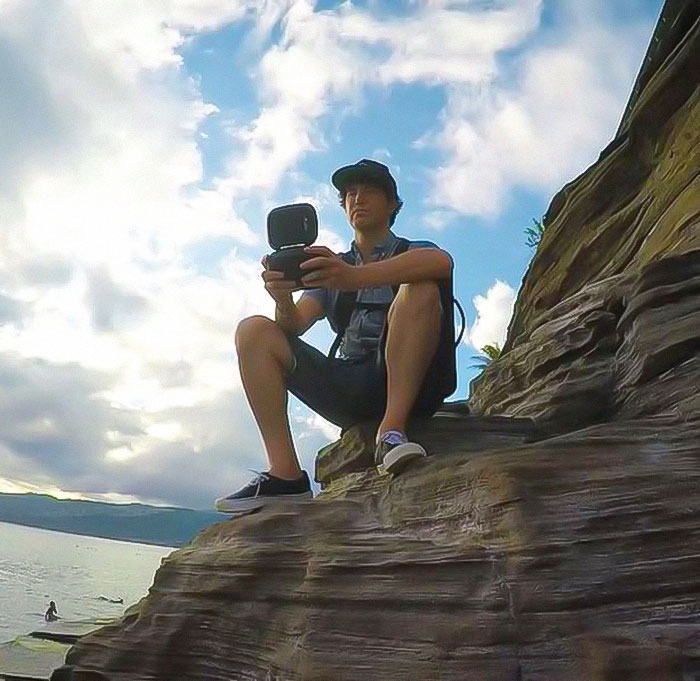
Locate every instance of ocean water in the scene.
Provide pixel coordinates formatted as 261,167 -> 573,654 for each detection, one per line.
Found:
0,521 -> 173,644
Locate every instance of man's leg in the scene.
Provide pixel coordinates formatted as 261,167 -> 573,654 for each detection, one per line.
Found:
235,315 -> 302,480
378,281 -> 442,438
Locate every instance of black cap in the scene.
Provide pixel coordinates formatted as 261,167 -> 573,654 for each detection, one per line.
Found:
331,159 -> 399,201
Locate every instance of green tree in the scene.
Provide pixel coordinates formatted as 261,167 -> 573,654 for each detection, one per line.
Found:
525,217 -> 545,249
469,343 -> 502,369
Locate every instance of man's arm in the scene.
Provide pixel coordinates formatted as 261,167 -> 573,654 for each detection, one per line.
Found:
300,246 -> 452,290
357,247 -> 452,288
275,294 -> 324,336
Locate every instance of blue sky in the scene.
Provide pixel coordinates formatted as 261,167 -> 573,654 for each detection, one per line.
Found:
0,0 -> 662,508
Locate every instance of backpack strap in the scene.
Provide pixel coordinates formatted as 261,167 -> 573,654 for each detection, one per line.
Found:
390,238 -> 411,297
453,297 -> 466,347
327,252 -> 357,359
328,239 -> 411,359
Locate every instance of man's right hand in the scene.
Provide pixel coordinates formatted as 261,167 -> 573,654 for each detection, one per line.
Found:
261,255 -> 298,306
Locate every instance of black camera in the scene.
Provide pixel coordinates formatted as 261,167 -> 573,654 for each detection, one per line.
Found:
266,203 -> 318,288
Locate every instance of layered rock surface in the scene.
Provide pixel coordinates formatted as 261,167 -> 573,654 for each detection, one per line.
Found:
51,411 -> 700,681
52,2 -> 700,680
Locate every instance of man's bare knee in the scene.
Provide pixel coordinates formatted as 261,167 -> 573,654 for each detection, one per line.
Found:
388,281 -> 441,321
235,316 -> 293,369
235,315 -> 273,351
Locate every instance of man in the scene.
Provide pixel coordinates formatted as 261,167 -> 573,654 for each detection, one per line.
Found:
216,159 -> 455,512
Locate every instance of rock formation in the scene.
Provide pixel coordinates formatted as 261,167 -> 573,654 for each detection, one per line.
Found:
52,2 -> 700,679
470,0 -> 700,433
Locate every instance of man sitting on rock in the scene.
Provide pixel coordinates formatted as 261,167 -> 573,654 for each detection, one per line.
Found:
216,159 -> 456,513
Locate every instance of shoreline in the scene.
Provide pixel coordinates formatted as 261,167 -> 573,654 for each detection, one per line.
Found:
0,519 -> 178,549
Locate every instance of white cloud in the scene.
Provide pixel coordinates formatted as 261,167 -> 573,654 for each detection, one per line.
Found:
468,280 -> 515,352
223,0 -> 543,200
295,412 -> 341,442
358,0 -> 542,85
222,1 -> 361,196
423,210 -> 456,231
0,0 -> 291,508
227,0 -> 652,225
429,1 -> 653,216
1,0 -> 257,266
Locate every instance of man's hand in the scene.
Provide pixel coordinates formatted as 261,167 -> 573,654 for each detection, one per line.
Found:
261,255 -> 299,305
299,246 -> 362,291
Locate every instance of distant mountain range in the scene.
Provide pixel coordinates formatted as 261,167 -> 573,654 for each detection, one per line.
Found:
0,493 -> 226,547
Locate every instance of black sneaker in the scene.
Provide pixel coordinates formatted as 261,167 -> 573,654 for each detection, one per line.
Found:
215,470 -> 312,513
374,430 -> 427,475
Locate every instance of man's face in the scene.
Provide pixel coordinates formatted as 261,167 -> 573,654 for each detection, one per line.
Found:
343,181 -> 396,231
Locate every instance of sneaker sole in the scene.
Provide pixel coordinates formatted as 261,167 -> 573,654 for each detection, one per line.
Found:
215,491 -> 313,514
382,442 -> 427,475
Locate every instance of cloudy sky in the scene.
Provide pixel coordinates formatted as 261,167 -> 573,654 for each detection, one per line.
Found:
0,0 -> 662,509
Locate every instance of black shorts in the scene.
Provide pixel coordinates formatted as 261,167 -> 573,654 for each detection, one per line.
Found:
285,334 -> 447,431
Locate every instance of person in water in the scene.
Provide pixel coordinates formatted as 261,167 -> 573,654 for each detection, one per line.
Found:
44,600 -> 59,621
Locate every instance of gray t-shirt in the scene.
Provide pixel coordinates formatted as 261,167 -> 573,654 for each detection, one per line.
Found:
300,230 -> 451,360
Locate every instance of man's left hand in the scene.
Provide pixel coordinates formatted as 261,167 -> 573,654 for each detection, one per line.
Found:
300,246 -> 362,290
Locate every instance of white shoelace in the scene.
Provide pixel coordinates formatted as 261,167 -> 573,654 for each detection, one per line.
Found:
247,470 -> 270,488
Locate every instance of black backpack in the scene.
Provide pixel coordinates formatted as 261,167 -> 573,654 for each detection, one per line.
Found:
327,238 -> 465,401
